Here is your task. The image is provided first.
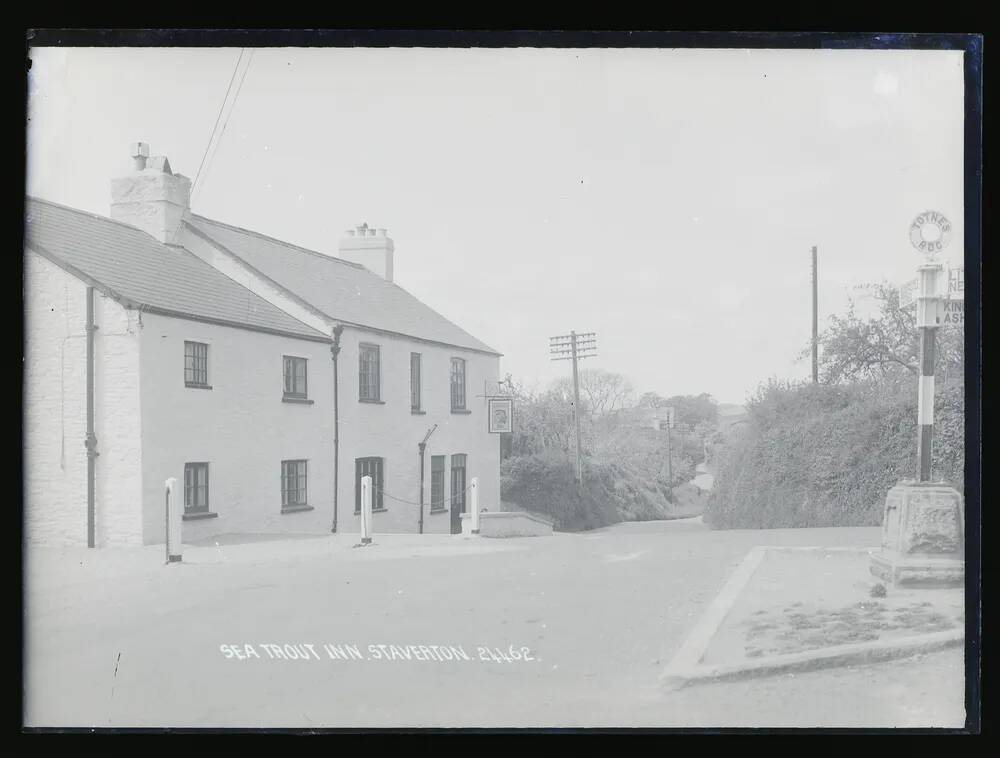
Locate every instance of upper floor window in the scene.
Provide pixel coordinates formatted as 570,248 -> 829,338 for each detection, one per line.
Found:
283,356 -> 308,399
410,352 -> 422,412
359,344 -> 381,402
184,341 -> 209,388
450,357 -> 467,411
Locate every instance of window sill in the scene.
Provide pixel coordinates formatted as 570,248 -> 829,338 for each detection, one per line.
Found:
359,399 -> 385,405
182,511 -> 218,521
354,508 -> 389,514
281,505 -> 314,514
451,409 -> 472,415
411,409 -> 426,415
282,396 -> 314,404
185,383 -> 213,390
429,507 -> 448,514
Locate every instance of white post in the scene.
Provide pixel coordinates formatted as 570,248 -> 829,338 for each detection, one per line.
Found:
361,475 -> 373,545
470,477 -> 481,535
165,477 -> 182,563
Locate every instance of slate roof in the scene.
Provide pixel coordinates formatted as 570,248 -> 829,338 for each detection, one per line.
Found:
24,197 -> 330,342
186,215 -> 500,355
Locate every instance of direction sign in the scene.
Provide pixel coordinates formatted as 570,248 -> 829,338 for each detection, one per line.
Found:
946,266 -> 964,301
899,266 -> 962,309
941,299 -> 964,326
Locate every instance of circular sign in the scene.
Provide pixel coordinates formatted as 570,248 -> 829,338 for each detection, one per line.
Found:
909,211 -> 952,254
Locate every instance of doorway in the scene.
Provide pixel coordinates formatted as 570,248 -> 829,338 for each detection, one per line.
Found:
450,454 -> 466,534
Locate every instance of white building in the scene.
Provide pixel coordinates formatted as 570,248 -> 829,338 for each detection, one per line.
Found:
24,144 -> 502,547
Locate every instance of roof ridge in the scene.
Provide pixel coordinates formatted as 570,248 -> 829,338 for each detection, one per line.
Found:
25,195 -> 164,240
189,213 -> 366,269
26,197 -> 330,342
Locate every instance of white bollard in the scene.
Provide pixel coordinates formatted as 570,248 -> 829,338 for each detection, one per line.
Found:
470,477 -> 480,535
165,477 -> 182,563
361,475 -> 373,545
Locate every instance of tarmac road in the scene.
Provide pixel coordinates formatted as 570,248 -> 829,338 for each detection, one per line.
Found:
23,519 -> 967,729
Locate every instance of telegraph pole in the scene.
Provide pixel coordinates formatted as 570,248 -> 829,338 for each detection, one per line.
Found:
570,333 -> 583,484
550,331 -> 597,484
812,245 -> 819,384
665,418 -> 672,483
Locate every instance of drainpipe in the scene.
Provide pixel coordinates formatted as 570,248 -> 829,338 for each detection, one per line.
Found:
330,324 -> 344,533
84,287 -> 99,548
418,442 -> 426,534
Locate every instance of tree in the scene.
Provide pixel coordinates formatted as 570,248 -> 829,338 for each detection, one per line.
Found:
809,282 -> 963,386
566,369 -> 632,416
664,393 -> 719,428
637,391 -> 669,409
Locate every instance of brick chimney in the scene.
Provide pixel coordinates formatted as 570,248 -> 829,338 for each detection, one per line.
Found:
110,142 -> 191,244
338,223 -> 394,282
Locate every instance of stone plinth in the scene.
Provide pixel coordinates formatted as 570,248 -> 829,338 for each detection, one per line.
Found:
870,481 -> 964,586
461,510 -> 554,538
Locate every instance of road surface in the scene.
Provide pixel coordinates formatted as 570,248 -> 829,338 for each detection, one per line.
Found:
23,519 -> 966,728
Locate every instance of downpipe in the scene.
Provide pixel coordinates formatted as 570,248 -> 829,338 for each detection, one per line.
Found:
84,286 -> 99,548
330,324 -> 344,533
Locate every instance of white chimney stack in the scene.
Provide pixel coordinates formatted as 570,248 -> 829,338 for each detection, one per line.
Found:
338,222 -> 395,282
110,142 -> 191,244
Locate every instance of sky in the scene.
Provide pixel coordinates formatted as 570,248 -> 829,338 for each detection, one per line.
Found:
25,46 -> 965,405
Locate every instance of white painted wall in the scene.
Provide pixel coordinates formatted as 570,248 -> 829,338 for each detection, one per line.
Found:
138,312 -> 335,544
26,224 -> 501,547
180,222 -> 502,537
23,250 -> 143,546
336,328 -> 501,536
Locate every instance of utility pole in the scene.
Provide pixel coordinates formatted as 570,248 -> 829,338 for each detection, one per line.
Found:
664,419 -> 672,483
812,245 -> 819,384
550,331 -> 597,484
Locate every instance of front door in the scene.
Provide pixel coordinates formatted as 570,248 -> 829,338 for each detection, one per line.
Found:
450,454 -> 466,534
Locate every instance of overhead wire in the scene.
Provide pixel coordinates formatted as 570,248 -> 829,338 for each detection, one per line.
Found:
191,48 -> 246,204
197,49 -> 256,205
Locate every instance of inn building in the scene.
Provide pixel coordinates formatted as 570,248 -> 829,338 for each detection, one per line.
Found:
24,144 -> 502,546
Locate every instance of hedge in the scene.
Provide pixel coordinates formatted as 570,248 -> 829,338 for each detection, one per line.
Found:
704,380 -> 964,529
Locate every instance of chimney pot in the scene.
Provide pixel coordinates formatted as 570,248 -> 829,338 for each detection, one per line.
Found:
111,143 -> 190,243
130,141 -> 150,171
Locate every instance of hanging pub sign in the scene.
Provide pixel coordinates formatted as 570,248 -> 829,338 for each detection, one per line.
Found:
488,398 -> 514,434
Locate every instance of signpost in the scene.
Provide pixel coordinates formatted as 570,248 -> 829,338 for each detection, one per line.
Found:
900,266 -> 963,309
870,211 -> 964,586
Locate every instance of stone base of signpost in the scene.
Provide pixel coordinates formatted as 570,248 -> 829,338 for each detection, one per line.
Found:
870,481 -> 964,586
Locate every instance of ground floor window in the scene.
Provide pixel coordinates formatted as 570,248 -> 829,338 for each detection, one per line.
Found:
450,454 -> 467,513
184,462 -> 209,514
355,457 -> 385,512
281,459 -> 308,508
430,455 -> 446,512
